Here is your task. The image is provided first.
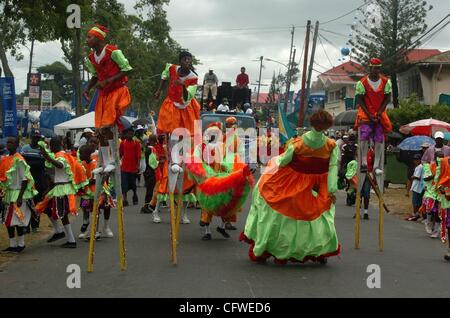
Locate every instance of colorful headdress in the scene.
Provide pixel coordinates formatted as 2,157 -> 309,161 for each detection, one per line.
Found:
226,117 -> 237,125
88,25 -> 109,41
369,58 -> 382,67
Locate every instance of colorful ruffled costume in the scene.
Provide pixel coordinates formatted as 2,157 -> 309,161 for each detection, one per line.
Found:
240,129 -> 340,264
435,157 -> 450,242
0,153 -> 38,227
36,143 -> 88,219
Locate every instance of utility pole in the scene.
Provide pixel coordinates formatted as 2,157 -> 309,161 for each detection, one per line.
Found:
256,56 -> 263,105
26,39 -> 35,96
306,21 -> 320,110
284,26 -> 295,113
299,20 -> 311,127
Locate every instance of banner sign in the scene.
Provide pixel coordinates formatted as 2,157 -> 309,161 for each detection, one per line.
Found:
28,73 -> 41,99
41,90 -> 53,107
0,77 -> 18,137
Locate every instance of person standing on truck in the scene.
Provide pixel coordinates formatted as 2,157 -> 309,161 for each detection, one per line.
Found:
234,67 -> 250,107
203,70 -> 218,105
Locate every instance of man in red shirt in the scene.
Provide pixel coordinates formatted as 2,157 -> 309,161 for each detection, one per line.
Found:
119,128 -> 141,206
234,67 -> 250,107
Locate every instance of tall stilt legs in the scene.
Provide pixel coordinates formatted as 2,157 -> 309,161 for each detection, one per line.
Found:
88,150 -> 103,273
112,127 -> 127,271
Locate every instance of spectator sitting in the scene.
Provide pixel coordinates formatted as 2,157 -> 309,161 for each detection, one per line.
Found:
217,98 -> 230,112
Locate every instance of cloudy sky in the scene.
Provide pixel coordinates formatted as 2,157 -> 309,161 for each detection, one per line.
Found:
8,0 -> 450,95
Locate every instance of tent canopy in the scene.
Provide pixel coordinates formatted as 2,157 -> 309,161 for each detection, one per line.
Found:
53,111 -> 136,135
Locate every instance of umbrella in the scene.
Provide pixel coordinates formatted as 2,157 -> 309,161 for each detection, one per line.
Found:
445,132 -> 450,141
132,118 -> 152,126
334,110 -> 357,126
119,117 -> 132,130
398,136 -> 435,151
399,118 -> 450,136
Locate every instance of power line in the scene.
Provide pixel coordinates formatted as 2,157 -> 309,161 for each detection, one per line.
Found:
320,0 -> 372,25
318,33 -> 335,69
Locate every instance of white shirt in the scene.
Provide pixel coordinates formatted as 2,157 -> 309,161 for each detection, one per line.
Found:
411,164 -> 424,194
368,78 -> 382,91
10,159 -> 27,190
245,108 -> 253,115
217,104 -> 230,112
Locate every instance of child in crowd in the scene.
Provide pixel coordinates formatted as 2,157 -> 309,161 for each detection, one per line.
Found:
141,135 -> 159,214
408,154 -> 424,221
0,137 -> 37,253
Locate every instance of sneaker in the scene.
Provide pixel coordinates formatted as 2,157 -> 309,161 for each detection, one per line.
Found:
103,226 -> 114,238
16,246 -> 25,253
61,242 -> 77,248
140,206 -> 153,214
430,231 -> 440,239
47,232 -> 66,243
80,224 -> 89,233
202,233 -> 212,241
2,247 -> 18,253
181,214 -> 191,224
103,164 -> 115,174
216,227 -> 230,239
225,222 -> 237,230
78,231 -> 89,239
132,195 -> 139,206
374,168 -> 383,176
92,167 -> 104,175
153,213 -> 161,224
363,214 -> 369,220
425,222 -> 433,234
407,215 -> 420,222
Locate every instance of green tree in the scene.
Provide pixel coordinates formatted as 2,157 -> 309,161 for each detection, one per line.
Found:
0,0 -> 58,77
350,0 -> 433,108
388,94 -> 450,131
37,61 -> 73,103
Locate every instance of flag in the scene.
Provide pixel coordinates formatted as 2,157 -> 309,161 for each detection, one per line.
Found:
278,103 -> 296,144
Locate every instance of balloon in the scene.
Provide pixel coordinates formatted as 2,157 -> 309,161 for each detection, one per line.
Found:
341,47 -> 350,56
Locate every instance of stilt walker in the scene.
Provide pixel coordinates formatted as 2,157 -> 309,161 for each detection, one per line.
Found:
154,51 -> 201,264
83,24 -> 133,271
354,58 -> 392,251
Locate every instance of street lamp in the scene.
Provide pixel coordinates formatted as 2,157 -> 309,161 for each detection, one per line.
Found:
264,58 -> 289,69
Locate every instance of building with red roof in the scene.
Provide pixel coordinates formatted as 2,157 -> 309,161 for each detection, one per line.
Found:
313,60 -> 365,117
397,49 -> 450,104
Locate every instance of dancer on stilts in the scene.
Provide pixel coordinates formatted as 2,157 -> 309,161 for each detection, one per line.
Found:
83,24 -> 132,271
186,122 -> 254,240
240,110 -> 340,265
154,51 -> 201,264
0,137 -> 38,253
354,58 -> 392,250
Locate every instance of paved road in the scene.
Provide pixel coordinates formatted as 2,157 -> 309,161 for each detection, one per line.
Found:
1,181 -> 449,298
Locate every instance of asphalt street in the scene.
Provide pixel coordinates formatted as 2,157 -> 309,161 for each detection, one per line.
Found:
1,178 -> 449,298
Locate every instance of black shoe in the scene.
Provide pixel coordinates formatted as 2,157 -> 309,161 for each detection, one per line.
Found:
80,224 -> 89,233
2,247 -> 18,253
132,195 -> 139,206
16,246 -> 25,253
363,214 -> 369,220
140,206 -> 153,214
202,233 -> 212,241
318,258 -> 328,265
161,201 -> 168,208
216,227 -> 230,239
47,232 -> 66,243
225,222 -> 237,231
61,242 -> 77,249
199,221 -> 209,227
123,200 -> 129,207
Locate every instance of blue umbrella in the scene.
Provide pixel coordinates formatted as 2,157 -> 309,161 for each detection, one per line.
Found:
398,136 -> 435,151
445,132 -> 450,141
38,127 -> 57,138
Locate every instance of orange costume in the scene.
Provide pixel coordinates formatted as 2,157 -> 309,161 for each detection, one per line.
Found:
85,26 -> 132,129
156,63 -> 201,135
